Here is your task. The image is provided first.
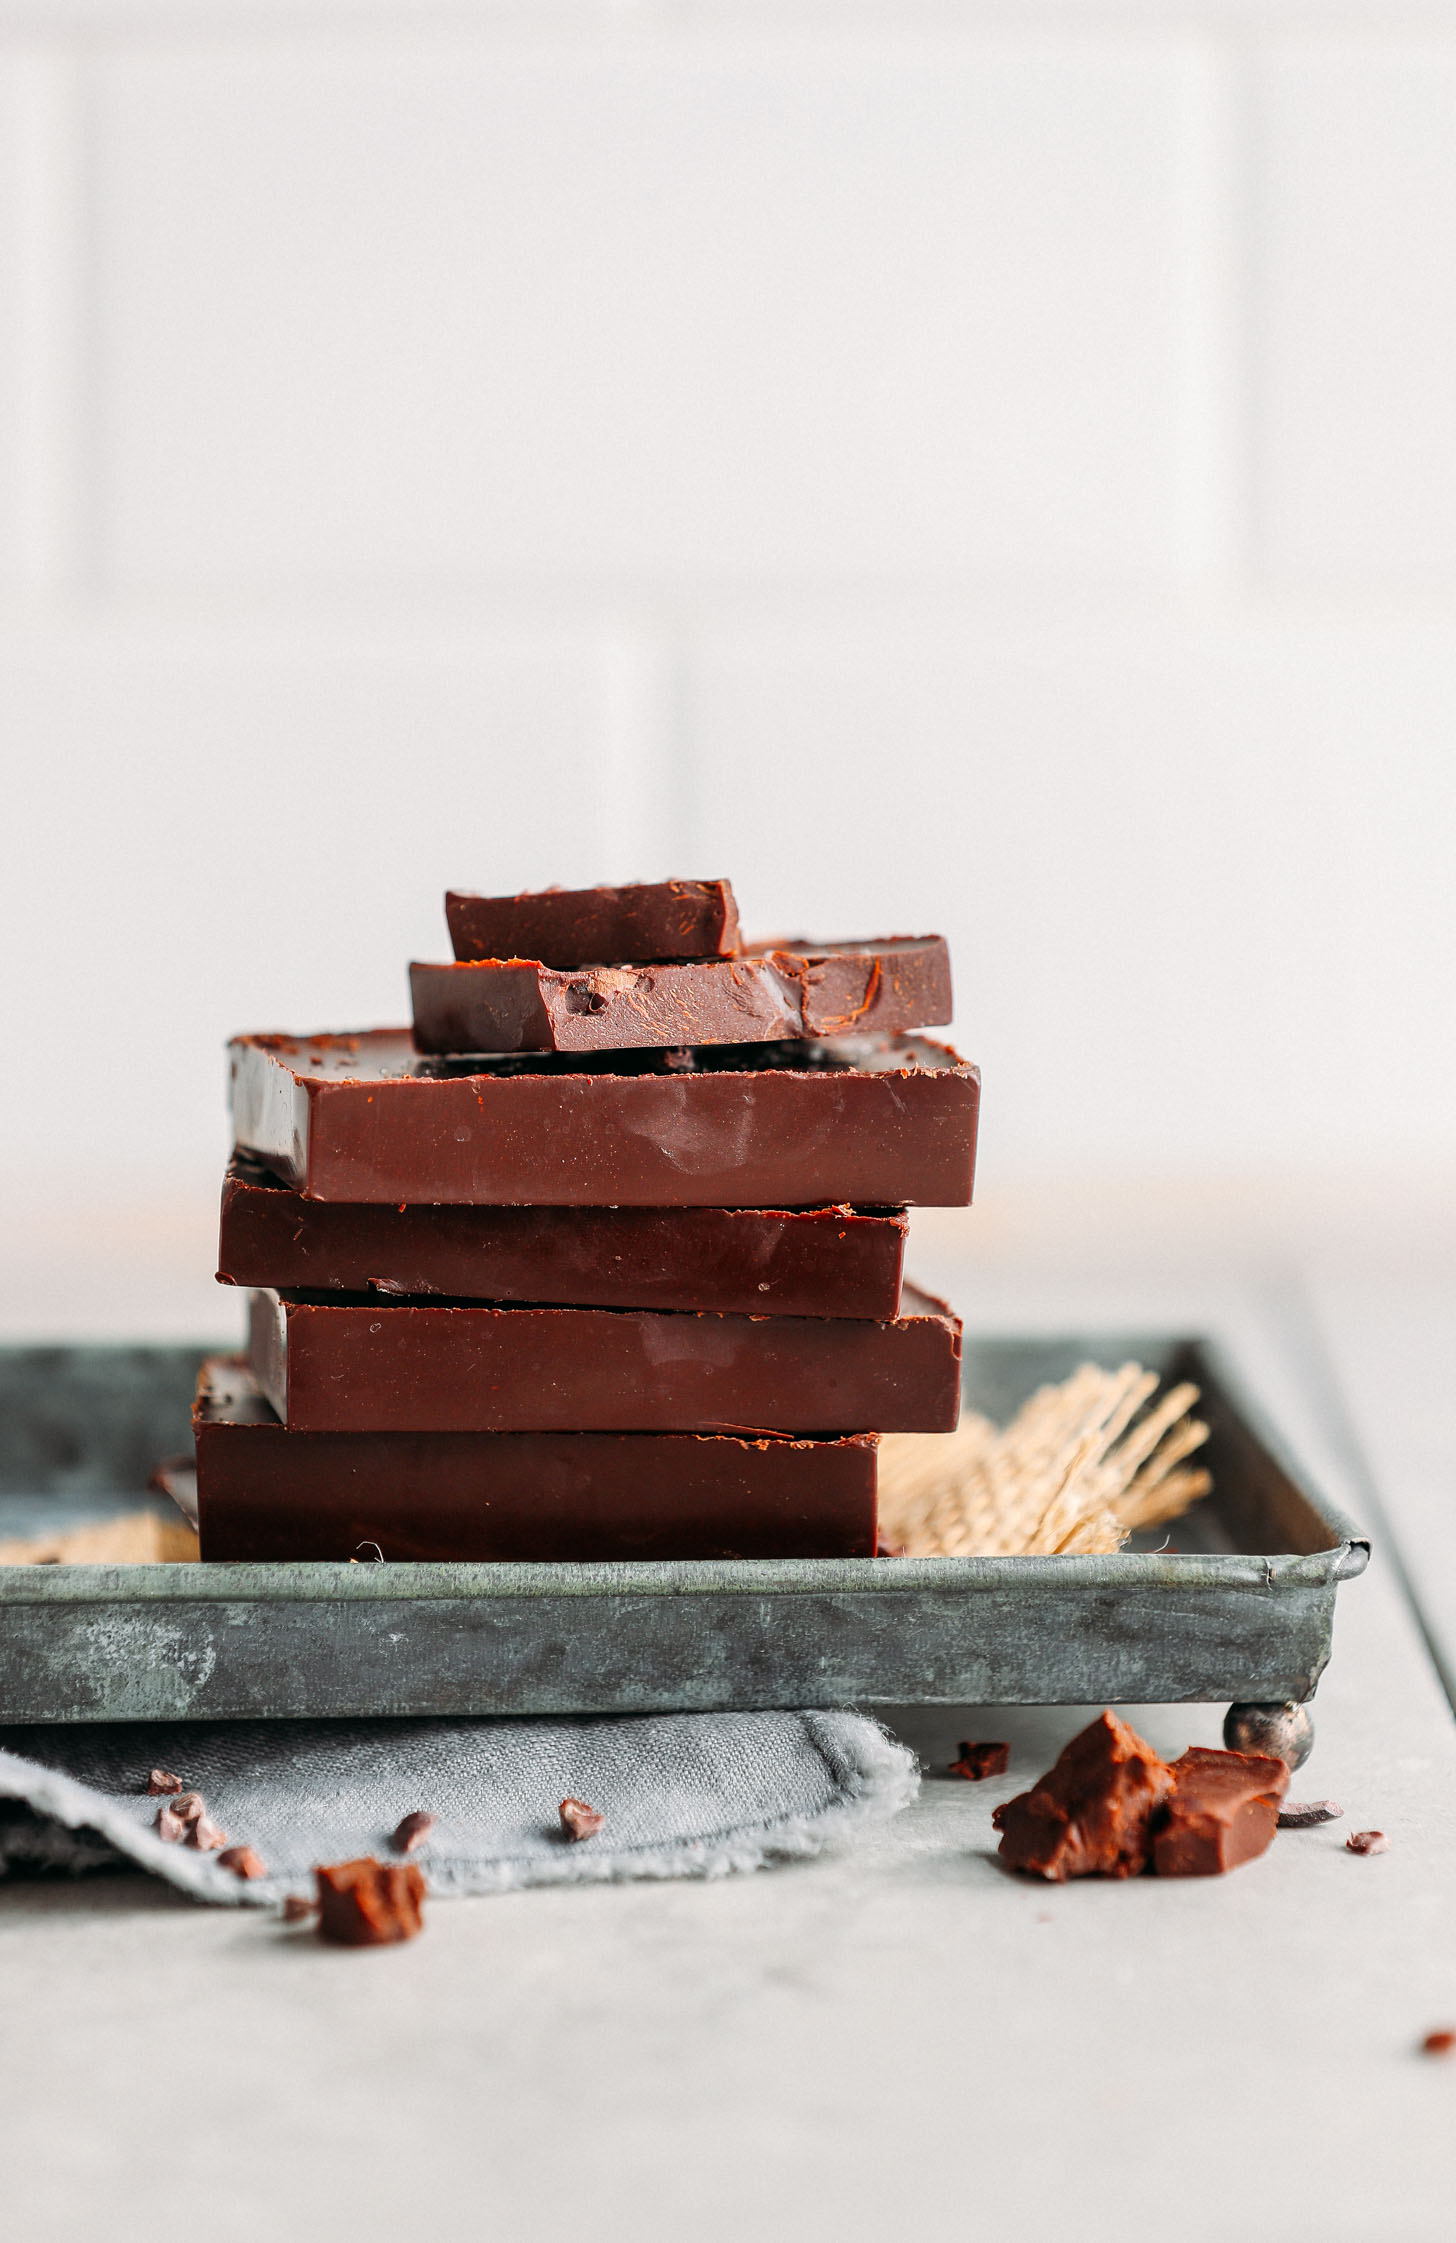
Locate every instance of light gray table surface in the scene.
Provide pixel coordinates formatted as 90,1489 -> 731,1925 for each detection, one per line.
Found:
1,1276 -> 1452,2243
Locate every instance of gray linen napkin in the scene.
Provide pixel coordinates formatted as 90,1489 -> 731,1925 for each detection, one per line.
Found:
0,1711 -> 918,1907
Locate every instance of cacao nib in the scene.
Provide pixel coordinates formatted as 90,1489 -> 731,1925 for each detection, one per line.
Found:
559,1798 -> 605,1842
218,1845 -> 267,1880
391,1811 -> 435,1854
949,1742 -> 1010,1782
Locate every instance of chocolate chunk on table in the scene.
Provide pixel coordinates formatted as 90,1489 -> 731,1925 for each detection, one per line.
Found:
246,1283 -> 962,1434
1152,1747 -> 1290,1877
218,1155 -> 908,1319
410,936 -> 952,1055
188,1357 -> 879,1561
446,879 -> 741,969
228,1030 -> 980,1207
315,1858 -> 426,1946
992,1712 -> 1174,1881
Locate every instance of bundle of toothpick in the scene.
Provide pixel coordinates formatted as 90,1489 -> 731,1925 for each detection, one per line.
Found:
877,1362 -> 1212,1558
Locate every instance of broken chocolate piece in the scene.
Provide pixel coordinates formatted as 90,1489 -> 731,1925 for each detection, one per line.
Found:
315,1858 -> 426,1946
228,1029 -> 980,1209
559,1798 -> 605,1842
1277,1799 -> 1343,1829
171,1791 -> 205,1822
1151,1747 -> 1289,1877
411,937 -> 952,1056
188,1813 -> 230,1852
246,1282 -> 961,1436
146,1769 -> 183,1795
154,1803 -> 188,1843
218,1845 -> 267,1880
1421,2030 -> 1455,2057
1346,1830 -> 1390,1855
391,1811 -> 435,1854
992,1711 -> 1173,1881
447,879 -> 741,969
190,1357 -> 878,1562
280,1894 -> 316,1923
949,1742 -> 1010,1782
218,1156 -> 908,1319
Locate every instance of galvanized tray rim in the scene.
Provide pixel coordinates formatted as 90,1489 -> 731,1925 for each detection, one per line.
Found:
0,1332 -> 1369,1719
0,1541 -> 1370,1604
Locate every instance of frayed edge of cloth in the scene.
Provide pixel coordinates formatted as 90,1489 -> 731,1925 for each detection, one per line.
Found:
0,1712 -> 919,1908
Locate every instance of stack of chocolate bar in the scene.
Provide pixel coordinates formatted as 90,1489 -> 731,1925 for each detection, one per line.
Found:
184,879 -> 980,1563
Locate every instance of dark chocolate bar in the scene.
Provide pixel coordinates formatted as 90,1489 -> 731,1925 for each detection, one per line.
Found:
189,1357 -> 877,1561
446,879 -> 740,968
247,1282 -> 962,1433
218,1156 -> 908,1319
229,1030 -> 979,1207
410,936 -> 952,1054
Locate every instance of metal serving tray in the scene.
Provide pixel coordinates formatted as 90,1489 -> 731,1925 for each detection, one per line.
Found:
0,1338 -> 1367,1726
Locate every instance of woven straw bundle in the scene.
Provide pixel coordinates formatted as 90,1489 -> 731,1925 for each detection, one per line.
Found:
877,1362 -> 1212,1558
0,1512 -> 200,1566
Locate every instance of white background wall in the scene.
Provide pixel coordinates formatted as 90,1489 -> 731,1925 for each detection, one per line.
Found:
1,3 -> 1454,1333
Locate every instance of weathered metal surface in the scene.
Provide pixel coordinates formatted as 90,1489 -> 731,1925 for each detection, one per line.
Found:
0,1338 -> 1368,1722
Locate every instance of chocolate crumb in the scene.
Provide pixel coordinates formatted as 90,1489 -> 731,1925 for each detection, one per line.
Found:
315,1858 -> 426,1946
1278,1799 -> 1343,1828
949,1741 -> 1011,1782
171,1791 -> 205,1823
146,1769 -> 184,1795
391,1811 -> 435,1854
188,1813 -> 230,1852
559,1797 -> 605,1842
281,1895 -> 316,1924
218,1845 -> 267,1880
155,1803 -> 188,1843
1421,2030 -> 1455,2057
1346,1829 -> 1390,1856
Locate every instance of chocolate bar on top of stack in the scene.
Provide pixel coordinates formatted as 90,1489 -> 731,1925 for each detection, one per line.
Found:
176,878 -> 980,1563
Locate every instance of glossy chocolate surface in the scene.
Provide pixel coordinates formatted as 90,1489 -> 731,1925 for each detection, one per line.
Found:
446,879 -> 740,968
218,1156 -> 908,1319
410,937 -> 952,1055
247,1282 -> 962,1434
1151,1747 -> 1289,1877
191,1357 -> 877,1561
228,1029 -> 980,1207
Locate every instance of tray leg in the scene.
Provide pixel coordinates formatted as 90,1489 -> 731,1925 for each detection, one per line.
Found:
1223,1700 -> 1314,1771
